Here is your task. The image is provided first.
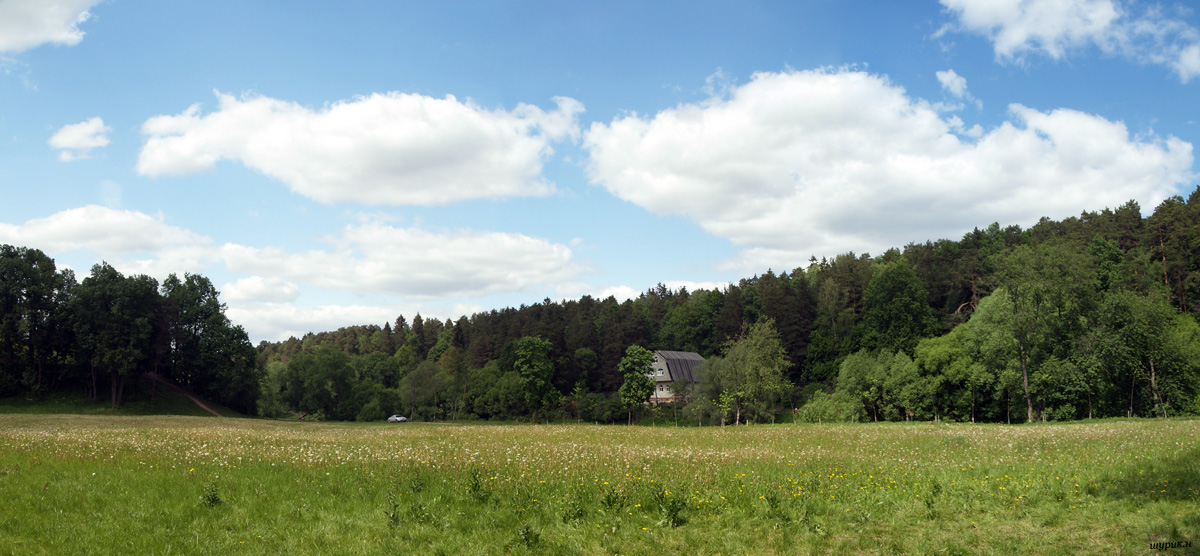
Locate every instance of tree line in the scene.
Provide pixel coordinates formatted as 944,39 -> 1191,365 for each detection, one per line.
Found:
0,251 -> 258,412
4,187 -> 1198,423
254,188 -> 1200,424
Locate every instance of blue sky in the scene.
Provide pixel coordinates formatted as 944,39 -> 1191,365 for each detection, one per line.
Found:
2,0 -> 1197,343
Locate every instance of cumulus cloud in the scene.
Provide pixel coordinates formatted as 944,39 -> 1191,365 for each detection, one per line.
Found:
939,0 -> 1200,82
1,206 -> 580,299
48,117 -> 110,161
137,91 -> 585,205
936,69 -> 982,111
591,285 -> 641,303
0,0 -> 101,53
0,205 -> 207,254
1,206 -> 584,341
584,68 -> 1194,273
662,280 -> 732,293
225,303 -> 399,343
222,276 -> 301,304
561,280 -> 732,304
218,220 -> 579,298
936,69 -> 969,98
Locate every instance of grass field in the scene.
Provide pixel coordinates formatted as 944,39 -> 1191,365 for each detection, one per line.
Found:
0,416 -> 1196,555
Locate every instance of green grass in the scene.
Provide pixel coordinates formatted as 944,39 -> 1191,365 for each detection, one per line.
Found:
0,416 -> 1196,555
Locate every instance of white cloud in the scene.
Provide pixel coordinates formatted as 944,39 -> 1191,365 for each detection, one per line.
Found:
936,69 -> 969,98
0,0 -> 101,53
939,0 -> 1200,83
1,206 -> 585,341
137,91 -> 585,205
561,280 -> 732,304
48,116 -> 110,161
662,280 -> 731,293
1,206 -> 579,300
936,69 -> 982,111
450,302 -> 488,319
1175,42 -> 1200,81
218,220 -> 579,298
222,276 -> 301,304
225,303 -> 398,343
0,205 -> 207,254
591,285 -> 641,303
584,68 -> 1194,273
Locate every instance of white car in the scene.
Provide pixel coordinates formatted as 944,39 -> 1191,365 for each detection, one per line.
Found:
387,415 -> 407,423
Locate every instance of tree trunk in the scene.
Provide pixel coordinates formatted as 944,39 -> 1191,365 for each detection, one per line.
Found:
1158,227 -> 1170,294
110,371 -> 118,408
1006,390 -> 1011,425
1148,358 -> 1166,418
1019,347 -> 1034,423
1128,375 -> 1136,418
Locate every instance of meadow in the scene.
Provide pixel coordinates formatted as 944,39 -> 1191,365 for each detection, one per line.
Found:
0,416 -> 1196,555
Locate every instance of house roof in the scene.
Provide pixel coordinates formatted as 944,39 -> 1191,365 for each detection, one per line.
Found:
654,350 -> 704,383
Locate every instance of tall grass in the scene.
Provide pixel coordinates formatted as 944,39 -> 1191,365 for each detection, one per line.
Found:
0,416 -> 1195,555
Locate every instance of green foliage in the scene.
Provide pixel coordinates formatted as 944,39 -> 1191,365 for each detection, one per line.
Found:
710,319 -> 791,424
398,360 -> 450,420
652,488 -> 687,528
200,481 -> 222,508
14,189 -> 1200,424
860,258 -> 939,354
617,345 -> 655,423
255,361 -> 290,418
992,241 -> 1096,422
383,489 -> 402,528
512,523 -> 540,549
795,390 -> 861,422
511,336 -> 556,420
282,346 -> 357,419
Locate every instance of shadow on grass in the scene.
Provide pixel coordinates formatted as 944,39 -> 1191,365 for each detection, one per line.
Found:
1095,447 -> 1200,503
0,375 -> 242,418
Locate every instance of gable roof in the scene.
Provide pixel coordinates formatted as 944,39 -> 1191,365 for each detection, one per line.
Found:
654,350 -> 704,382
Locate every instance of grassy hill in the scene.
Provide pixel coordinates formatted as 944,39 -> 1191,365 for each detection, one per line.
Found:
0,374 -> 243,417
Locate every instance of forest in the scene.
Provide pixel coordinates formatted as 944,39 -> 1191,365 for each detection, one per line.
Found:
2,187 -> 1199,424
0,257 -> 258,413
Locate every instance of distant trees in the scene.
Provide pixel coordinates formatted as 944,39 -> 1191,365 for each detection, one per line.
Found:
699,319 -> 791,425
860,258 -> 938,355
512,336 -> 556,422
0,246 -> 259,412
12,187 -> 1200,425
250,187 -> 1200,424
70,263 -> 159,407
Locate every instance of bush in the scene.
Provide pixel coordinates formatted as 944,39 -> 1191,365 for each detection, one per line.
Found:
795,391 -> 862,423
356,398 -> 386,422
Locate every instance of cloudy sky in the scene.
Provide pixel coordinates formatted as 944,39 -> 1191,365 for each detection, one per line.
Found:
2,0 -> 1197,343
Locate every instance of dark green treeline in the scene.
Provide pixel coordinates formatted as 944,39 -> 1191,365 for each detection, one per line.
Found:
256,189 -> 1200,423
0,253 -> 258,412
4,188 -> 1199,422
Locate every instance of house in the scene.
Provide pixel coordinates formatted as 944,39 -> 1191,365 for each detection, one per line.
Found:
647,350 -> 704,404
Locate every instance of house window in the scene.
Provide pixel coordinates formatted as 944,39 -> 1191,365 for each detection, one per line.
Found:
657,369 -> 664,376
658,385 -> 664,392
